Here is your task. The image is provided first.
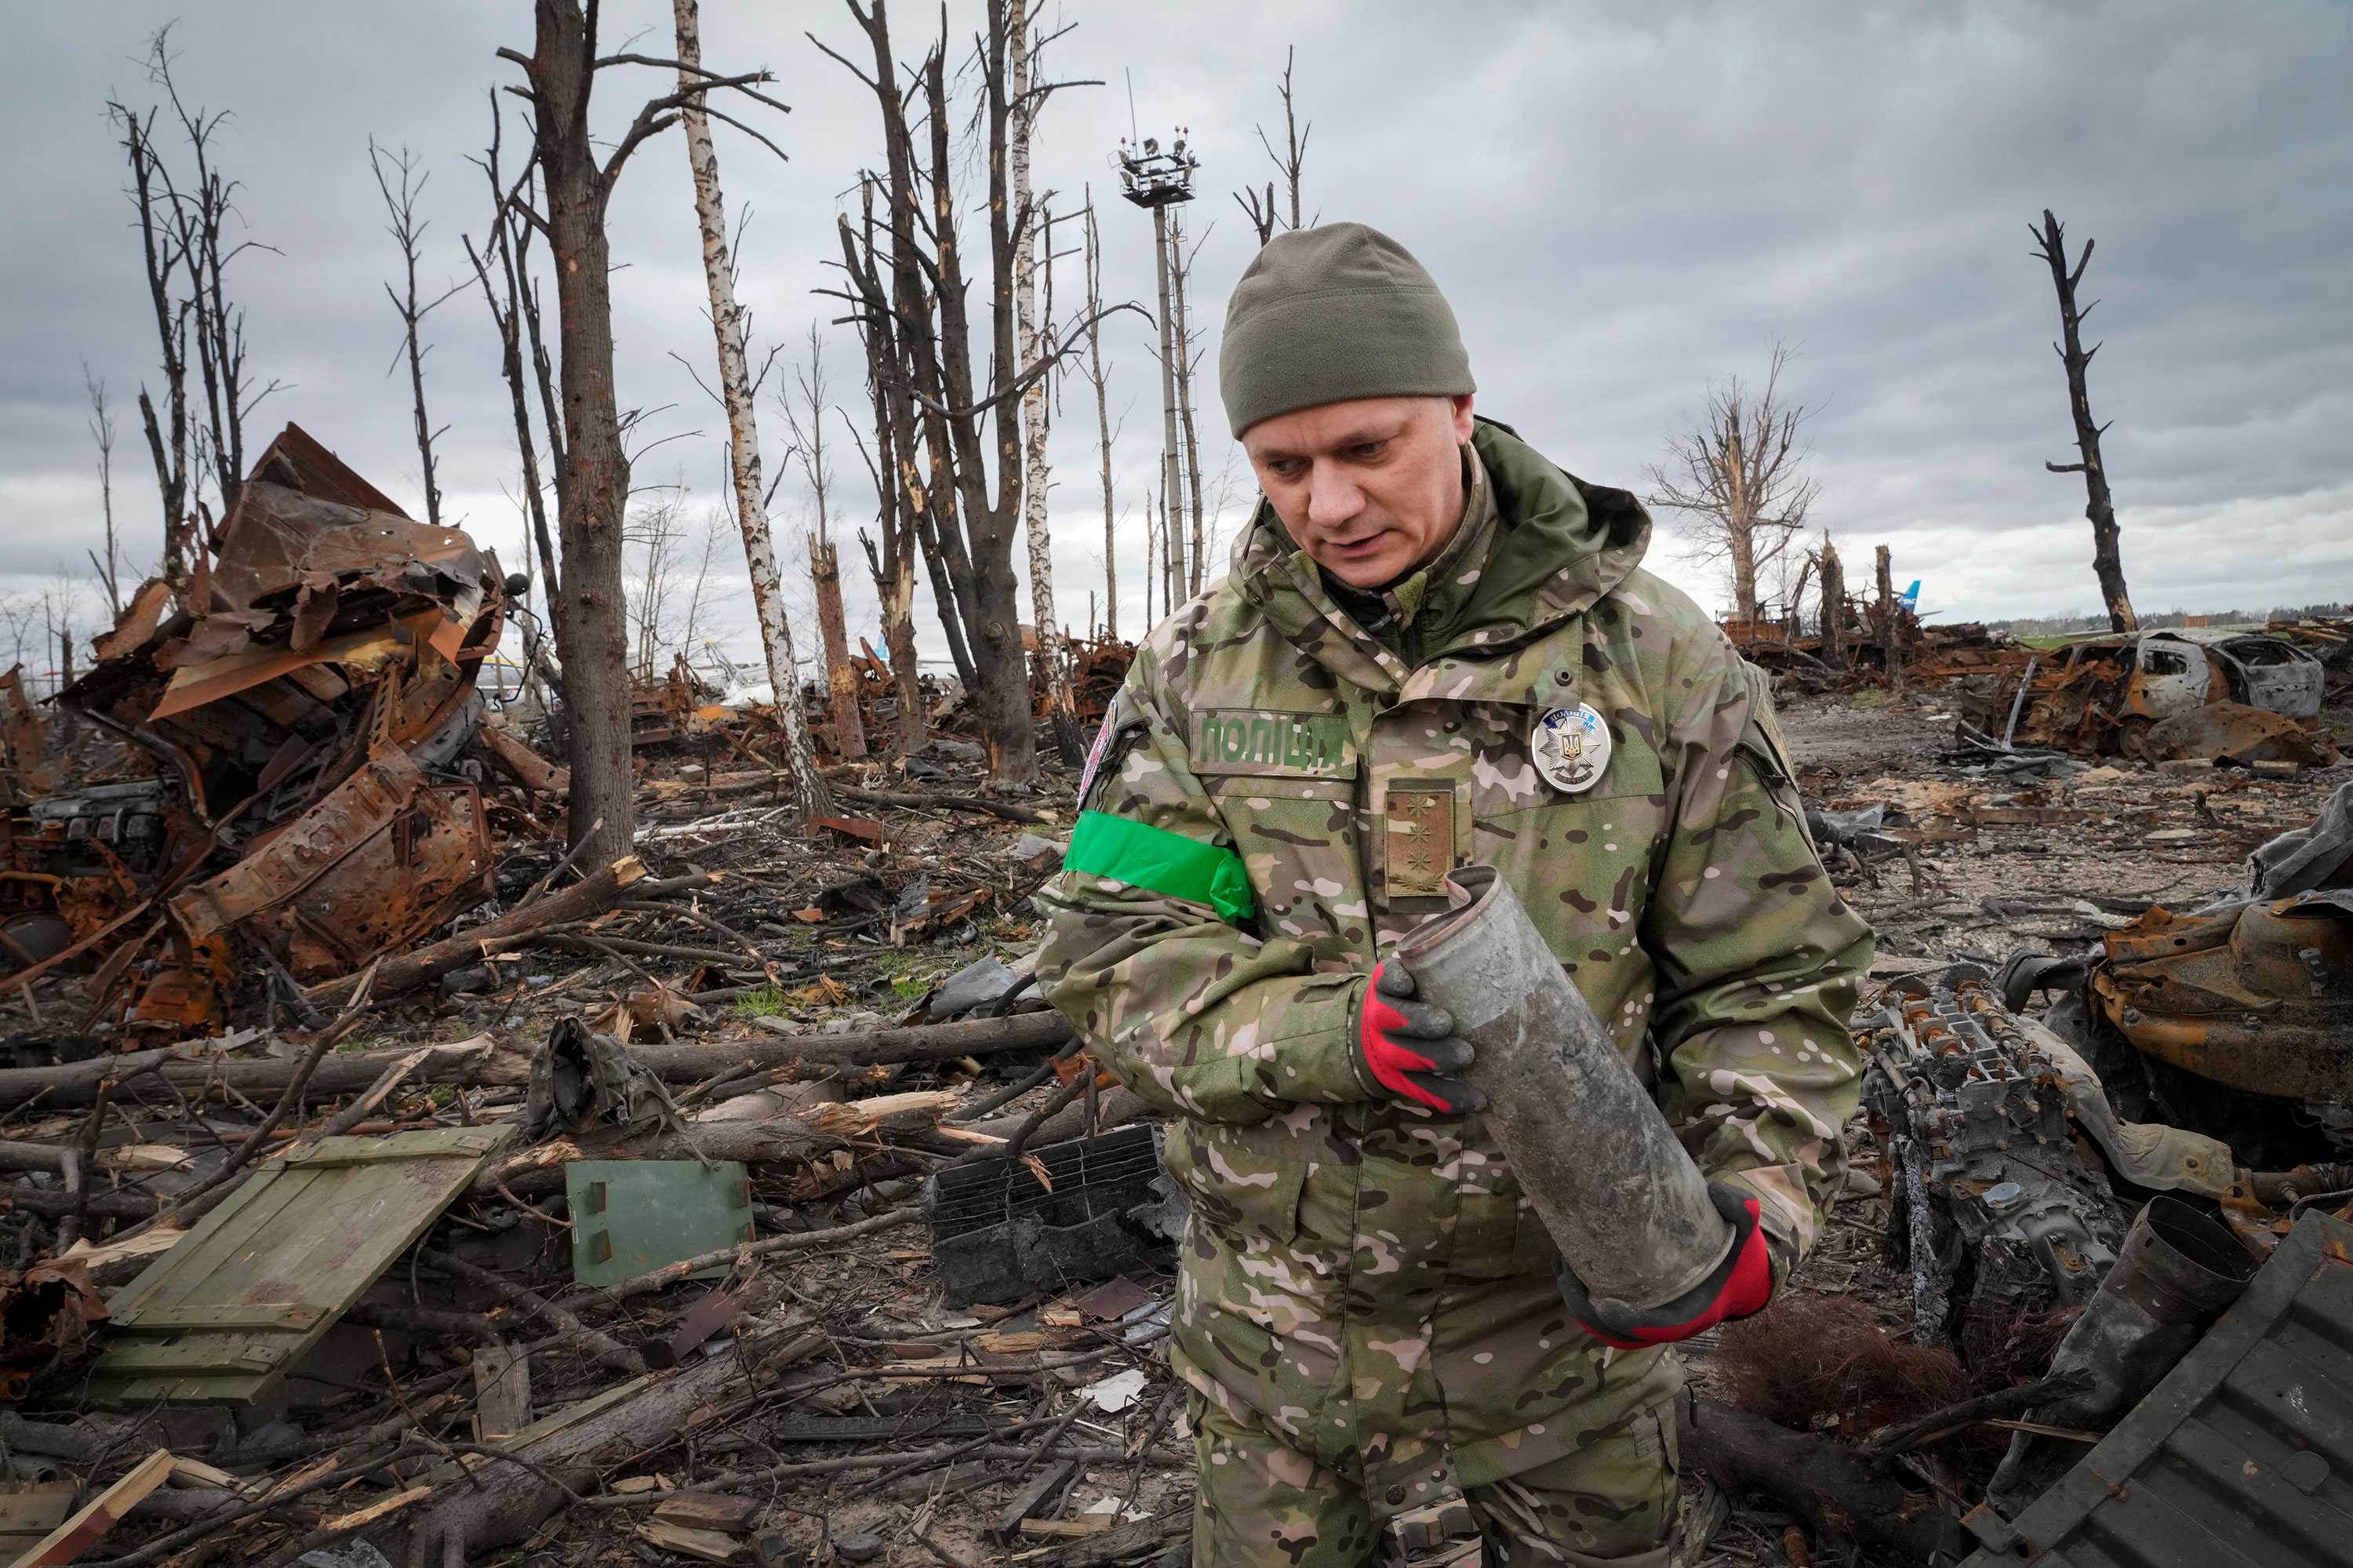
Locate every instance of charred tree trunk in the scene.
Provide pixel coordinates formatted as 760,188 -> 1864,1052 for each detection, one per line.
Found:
2032,209 -> 2137,634
1875,543 -> 1903,691
1171,206 -> 1207,598
521,2 -> 635,866
674,0 -> 832,818
840,191 -> 940,756
1150,203 -> 1183,613
113,104 -> 191,581
1084,198 -> 1117,642
822,0 -> 1043,782
369,140 -> 450,529
809,537 -> 866,760
460,116 -> 562,606
500,0 -> 787,859
1817,536 -> 1844,671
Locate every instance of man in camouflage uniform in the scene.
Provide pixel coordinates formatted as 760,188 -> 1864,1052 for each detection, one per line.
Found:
1038,224 -> 1873,1566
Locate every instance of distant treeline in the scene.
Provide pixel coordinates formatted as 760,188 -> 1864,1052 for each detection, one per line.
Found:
1986,602 -> 2349,638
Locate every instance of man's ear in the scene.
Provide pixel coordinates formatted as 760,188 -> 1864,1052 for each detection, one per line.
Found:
1448,393 -> 1476,443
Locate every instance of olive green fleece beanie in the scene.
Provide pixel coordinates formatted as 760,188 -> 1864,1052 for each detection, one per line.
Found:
1218,223 -> 1475,438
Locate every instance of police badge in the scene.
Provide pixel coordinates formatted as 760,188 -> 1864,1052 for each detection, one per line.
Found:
1532,704 -> 1612,795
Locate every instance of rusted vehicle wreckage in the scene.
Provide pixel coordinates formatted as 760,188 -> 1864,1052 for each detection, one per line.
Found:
1962,627 -> 2334,764
0,425 -> 522,1035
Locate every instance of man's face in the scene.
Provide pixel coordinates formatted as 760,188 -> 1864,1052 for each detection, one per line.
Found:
1242,394 -> 1477,588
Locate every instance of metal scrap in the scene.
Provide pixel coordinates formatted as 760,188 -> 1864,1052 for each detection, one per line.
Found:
1,423 -> 518,1030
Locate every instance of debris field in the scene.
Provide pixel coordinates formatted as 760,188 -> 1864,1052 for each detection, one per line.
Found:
0,430 -> 2347,1568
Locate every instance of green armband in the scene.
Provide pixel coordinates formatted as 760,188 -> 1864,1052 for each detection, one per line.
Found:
1062,809 -> 1257,922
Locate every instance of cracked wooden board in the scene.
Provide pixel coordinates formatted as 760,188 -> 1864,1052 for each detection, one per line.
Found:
85,1124 -> 515,1406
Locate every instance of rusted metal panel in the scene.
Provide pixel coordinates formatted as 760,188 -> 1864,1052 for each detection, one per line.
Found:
2094,893 -> 2353,1103
170,749 -> 493,980
86,1123 -> 515,1406
2148,702 -> 2339,767
1963,1210 -> 2353,1567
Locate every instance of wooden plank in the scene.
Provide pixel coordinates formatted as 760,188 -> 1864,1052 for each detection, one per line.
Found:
90,1342 -> 287,1374
86,1124 -> 515,1406
279,1129 -> 506,1167
0,1490 -> 75,1537
416,1374 -> 656,1486
107,1164 -> 322,1324
634,1522 -> 744,1563
6,1448 -> 174,1568
991,1459 -> 1078,1541
472,1343 -> 532,1441
318,1486 -> 433,1533
653,1495 -> 758,1532
129,1304 -> 323,1331
164,1458 -> 252,1494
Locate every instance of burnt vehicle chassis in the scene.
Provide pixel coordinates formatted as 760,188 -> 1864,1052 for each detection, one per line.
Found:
0,424 -> 515,1036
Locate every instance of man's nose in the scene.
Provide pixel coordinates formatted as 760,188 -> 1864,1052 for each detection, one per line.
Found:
1305,461 -> 1365,529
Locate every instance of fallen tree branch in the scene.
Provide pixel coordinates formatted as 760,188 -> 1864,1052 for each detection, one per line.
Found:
0,1010 -> 1070,1111
1857,1369 -> 2093,1470
561,1202 -> 923,1305
418,1248 -> 642,1376
305,855 -> 648,1006
831,784 -> 1049,824
108,965 -> 380,1245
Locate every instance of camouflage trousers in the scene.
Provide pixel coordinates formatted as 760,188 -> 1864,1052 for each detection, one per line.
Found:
1188,1388 -> 1681,1567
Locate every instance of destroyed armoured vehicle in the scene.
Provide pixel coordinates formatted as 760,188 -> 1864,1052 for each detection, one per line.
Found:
0,424 -> 515,1035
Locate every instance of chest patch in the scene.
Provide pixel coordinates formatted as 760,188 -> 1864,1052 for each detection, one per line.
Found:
1532,704 -> 1613,795
1192,710 -> 1353,778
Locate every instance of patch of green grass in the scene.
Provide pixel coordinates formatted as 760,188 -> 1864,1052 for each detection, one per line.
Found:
889,975 -> 931,1000
733,987 -> 789,1018
1846,689 -> 1893,709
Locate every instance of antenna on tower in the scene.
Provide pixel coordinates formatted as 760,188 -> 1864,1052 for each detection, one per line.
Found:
1126,67 -> 1140,144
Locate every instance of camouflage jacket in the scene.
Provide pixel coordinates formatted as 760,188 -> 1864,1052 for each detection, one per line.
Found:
1038,419 -> 1873,1493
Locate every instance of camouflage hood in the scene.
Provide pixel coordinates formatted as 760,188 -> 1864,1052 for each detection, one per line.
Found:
1231,417 -> 1654,675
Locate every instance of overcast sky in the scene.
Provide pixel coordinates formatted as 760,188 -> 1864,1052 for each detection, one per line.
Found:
3,0 -> 2348,678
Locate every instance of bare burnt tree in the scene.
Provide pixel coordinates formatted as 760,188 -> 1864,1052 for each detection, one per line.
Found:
494,0 -> 789,863
83,367 -> 124,620
816,0 -> 1120,783
845,380 -> 929,760
671,0 -> 832,816
2031,209 -> 2137,633
838,175 -> 977,704
1235,45 -> 1311,247
1169,209 -> 1208,595
1082,195 -> 1119,640
1875,543 -> 1904,690
779,326 -> 867,761
461,97 -> 563,609
1814,533 -> 1845,673
1009,4 -> 1085,764
110,28 -> 282,577
368,140 -> 461,528
1647,341 -> 1819,624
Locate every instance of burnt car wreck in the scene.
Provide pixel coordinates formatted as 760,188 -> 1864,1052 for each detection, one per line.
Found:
0,424 -> 516,1035
1961,627 -> 2337,765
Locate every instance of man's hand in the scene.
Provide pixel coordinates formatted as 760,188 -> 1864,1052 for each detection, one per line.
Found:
1555,1183 -> 1779,1348
1353,959 -> 1484,1114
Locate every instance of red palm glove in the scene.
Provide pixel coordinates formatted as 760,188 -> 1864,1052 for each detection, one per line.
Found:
1555,1184 -> 1779,1348
1353,960 -> 1484,1114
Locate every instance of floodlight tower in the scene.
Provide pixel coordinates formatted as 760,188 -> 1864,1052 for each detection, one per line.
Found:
1118,133 -> 1198,610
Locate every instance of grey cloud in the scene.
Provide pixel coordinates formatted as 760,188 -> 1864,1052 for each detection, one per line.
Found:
1,0 -> 2345,666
